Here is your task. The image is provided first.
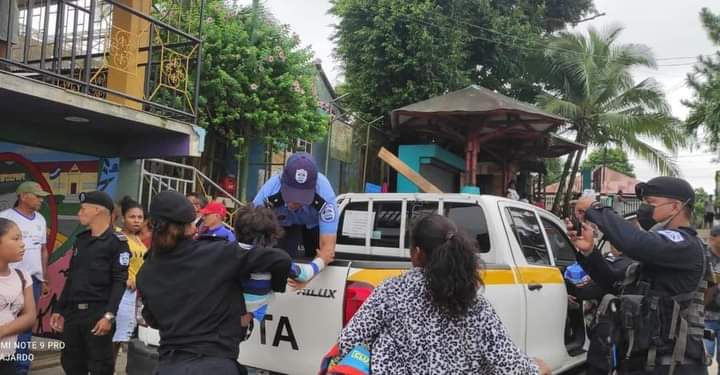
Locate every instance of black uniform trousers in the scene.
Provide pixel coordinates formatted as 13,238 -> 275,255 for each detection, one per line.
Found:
156,351 -> 247,375
277,225 -> 319,258
61,303 -> 114,375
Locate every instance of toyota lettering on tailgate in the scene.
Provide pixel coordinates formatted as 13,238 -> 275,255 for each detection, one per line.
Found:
258,314 -> 299,350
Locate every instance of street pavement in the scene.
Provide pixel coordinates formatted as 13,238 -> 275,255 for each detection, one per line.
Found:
29,345 -> 126,375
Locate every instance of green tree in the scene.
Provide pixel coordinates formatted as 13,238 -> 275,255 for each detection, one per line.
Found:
538,26 -> 686,215
545,157 -> 563,185
196,1 -> 327,199
581,148 -> 635,177
693,188 -> 710,226
329,0 -> 596,121
684,8 -> 720,153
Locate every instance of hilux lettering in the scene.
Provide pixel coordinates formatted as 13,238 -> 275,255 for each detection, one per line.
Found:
296,288 -> 337,299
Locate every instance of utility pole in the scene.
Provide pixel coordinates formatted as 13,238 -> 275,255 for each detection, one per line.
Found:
360,116 -> 384,189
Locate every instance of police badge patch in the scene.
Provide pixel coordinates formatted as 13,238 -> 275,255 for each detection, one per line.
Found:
295,169 -> 308,184
658,230 -> 684,243
119,252 -> 130,266
320,203 -> 336,223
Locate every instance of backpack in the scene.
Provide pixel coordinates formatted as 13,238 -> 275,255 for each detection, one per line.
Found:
14,269 -> 25,291
14,269 -> 26,311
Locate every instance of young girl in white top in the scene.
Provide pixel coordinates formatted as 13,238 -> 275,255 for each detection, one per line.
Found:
0,218 -> 36,374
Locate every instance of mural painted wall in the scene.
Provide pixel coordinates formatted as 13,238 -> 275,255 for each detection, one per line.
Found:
0,141 -> 106,338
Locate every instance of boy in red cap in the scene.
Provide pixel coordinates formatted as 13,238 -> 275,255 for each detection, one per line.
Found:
199,202 -> 236,242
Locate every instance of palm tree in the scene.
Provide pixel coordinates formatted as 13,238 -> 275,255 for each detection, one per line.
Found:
538,25 -> 687,215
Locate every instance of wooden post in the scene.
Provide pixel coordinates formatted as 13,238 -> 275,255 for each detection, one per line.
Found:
464,131 -> 479,187
377,147 -> 443,194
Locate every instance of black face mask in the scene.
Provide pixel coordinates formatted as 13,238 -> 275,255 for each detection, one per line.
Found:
637,200 -> 689,231
637,203 -> 657,231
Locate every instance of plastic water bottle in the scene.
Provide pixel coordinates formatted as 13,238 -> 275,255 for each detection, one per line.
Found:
564,262 -> 590,285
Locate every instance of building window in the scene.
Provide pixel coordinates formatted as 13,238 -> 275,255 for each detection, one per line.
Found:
295,138 -> 312,153
261,140 -> 312,183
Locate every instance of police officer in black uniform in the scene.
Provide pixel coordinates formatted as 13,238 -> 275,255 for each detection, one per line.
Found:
571,176 -> 709,375
50,191 -> 130,375
136,191 -> 291,375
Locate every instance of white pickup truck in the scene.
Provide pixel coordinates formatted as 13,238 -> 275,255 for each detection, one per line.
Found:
129,193 -> 587,374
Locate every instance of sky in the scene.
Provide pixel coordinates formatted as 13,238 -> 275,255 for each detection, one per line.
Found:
238,0 -> 720,192
579,0 -> 720,193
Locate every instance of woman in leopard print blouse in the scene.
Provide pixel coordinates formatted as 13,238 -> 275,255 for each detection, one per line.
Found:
338,214 -> 549,374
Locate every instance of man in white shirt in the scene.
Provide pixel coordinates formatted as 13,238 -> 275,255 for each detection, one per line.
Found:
0,181 -> 50,374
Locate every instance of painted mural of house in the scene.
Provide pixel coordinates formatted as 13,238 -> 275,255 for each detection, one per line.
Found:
35,161 -> 99,202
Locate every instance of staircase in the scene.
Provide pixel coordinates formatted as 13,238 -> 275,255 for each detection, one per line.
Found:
138,159 -> 243,222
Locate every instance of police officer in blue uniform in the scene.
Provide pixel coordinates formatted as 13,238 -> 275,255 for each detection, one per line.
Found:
571,176 -> 709,375
253,153 -> 338,260
51,191 -> 130,375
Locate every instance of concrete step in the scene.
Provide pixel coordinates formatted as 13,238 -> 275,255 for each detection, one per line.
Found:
31,350 -> 60,370
29,337 -> 63,370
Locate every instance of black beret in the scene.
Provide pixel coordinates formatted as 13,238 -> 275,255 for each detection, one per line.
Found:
635,176 -> 695,204
79,191 -> 115,212
149,191 -> 196,224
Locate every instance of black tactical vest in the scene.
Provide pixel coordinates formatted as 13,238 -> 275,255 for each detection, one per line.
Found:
592,234 -> 710,374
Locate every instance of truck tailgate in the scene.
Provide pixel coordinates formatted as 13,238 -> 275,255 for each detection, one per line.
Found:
238,263 -> 351,374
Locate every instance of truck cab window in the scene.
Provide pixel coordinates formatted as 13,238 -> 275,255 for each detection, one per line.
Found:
444,203 -> 491,253
337,201 -> 369,246
542,218 -> 576,265
371,202 -> 403,248
403,202 -> 439,247
506,207 -> 551,265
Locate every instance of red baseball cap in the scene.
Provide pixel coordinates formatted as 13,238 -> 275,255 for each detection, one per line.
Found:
200,201 -> 227,217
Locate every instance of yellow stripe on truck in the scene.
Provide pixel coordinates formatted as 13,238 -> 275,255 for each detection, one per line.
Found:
348,266 -> 563,288
516,266 -> 564,285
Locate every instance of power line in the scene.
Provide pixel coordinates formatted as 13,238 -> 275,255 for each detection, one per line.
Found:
403,14 -> 704,95
665,79 -> 688,94
656,55 -> 712,61
396,12 -> 715,68
656,62 -> 699,68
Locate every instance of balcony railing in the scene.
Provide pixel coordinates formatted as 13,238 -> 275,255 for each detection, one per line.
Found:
0,0 -> 203,123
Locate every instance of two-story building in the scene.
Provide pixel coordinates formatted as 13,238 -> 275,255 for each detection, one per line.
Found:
0,0 -> 204,336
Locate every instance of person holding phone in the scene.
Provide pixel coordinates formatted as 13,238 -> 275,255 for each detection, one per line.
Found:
568,176 -> 709,374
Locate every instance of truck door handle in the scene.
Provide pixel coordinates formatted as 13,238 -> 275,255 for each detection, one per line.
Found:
528,284 -> 543,291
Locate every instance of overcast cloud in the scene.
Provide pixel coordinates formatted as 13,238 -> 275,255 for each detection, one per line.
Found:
239,0 -> 720,192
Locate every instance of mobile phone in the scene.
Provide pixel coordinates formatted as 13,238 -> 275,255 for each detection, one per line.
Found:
571,215 -> 583,236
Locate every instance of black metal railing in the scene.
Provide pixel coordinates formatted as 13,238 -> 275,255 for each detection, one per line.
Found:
1,0 -> 203,123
